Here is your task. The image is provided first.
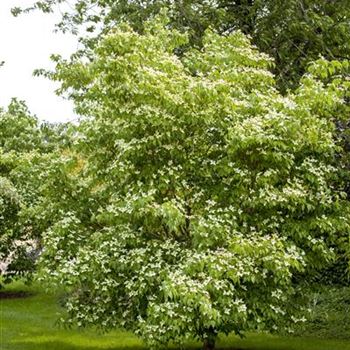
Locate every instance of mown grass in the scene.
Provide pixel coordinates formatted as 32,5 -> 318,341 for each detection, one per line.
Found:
1,281 -> 350,350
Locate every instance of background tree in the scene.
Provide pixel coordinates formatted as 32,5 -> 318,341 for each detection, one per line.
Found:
37,17 -> 349,349
0,99 -> 71,286
300,59 -> 350,282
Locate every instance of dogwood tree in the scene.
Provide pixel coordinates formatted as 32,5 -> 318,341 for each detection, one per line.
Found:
38,17 -> 349,349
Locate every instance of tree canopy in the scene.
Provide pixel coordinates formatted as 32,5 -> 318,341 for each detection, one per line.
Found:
18,0 -> 350,90
0,3 -> 349,348
34,17 -> 350,349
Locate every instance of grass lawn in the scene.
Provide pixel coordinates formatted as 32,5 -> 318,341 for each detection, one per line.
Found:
1,282 -> 350,350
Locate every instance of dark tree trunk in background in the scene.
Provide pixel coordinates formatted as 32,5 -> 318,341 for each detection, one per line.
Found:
203,338 -> 216,350
203,329 -> 217,350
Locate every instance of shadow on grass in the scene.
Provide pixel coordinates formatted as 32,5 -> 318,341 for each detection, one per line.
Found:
11,341 -> 210,350
10,340 -> 146,350
10,335 -> 350,350
11,343 -> 242,350
0,290 -> 34,299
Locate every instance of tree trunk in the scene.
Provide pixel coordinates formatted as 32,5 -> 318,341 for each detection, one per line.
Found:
203,337 -> 216,350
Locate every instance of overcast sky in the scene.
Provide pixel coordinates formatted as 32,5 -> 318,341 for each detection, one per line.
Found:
0,0 -> 78,123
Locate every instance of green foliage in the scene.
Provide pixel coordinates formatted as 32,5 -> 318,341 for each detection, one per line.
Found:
33,17 -> 350,348
298,59 -> 350,277
0,98 -> 71,153
0,99 -> 42,152
294,286 -> 350,340
0,157 -> 21,270
19,0 -> 350,281
0,99 -> 71,286
21,0 -> 350,90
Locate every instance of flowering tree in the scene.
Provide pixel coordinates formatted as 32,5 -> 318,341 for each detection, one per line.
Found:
38,17 -> 349,349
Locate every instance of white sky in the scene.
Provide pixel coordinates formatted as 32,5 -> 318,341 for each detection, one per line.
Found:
0,0 -> 78,123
